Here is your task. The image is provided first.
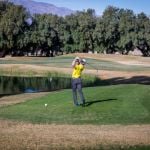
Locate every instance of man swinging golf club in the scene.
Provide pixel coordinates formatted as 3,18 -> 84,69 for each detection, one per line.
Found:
71,56 -> 86,106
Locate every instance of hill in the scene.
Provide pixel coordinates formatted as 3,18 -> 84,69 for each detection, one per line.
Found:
9,0 -> 74,16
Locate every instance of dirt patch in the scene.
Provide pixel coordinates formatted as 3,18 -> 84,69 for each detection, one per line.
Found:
0,119 -> 150,150
0,92 -> 49,107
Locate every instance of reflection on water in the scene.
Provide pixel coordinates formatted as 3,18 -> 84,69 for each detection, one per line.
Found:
24,88 -> 38,93
0,76 -> 71,94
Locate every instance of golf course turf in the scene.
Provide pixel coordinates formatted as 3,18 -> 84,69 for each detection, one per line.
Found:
0,84 -> 149,125
0,54 -> 150,149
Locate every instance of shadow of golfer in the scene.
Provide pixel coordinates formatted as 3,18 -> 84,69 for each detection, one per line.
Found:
85,98 -> 117,107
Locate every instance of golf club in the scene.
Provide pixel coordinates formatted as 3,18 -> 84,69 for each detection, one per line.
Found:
86,62 -> 99,77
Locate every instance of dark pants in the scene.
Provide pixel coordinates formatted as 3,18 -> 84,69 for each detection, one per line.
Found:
72,78 -> 85,105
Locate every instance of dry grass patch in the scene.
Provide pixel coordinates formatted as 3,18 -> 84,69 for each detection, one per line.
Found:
0,120 -> 150,150
1,64 -> 150,80
0,92 -> 49,107
72,53 -> 150,66
0,64 -> 72,76
1,53 -> 150,79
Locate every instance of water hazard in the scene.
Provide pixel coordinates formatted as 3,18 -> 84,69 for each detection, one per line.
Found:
0,76 -> 71,95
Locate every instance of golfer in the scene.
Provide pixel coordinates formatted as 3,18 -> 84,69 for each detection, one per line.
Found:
71,56 -> 86,106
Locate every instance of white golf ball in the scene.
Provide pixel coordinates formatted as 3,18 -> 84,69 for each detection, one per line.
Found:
45,103 -> 48,107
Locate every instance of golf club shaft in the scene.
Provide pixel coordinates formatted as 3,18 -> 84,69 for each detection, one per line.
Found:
87,62 -> 98,71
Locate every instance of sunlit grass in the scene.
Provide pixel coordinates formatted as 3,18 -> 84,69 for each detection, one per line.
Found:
0,55 -> 150,76
0,84 -> 149,125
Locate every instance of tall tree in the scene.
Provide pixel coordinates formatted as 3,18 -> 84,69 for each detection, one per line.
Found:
101,6 -> 120,54
117,9 -> 136,54
136,12 -> 150,56
0,1 -> 28,56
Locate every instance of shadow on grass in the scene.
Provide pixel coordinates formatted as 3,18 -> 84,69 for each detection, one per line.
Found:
85,98 -> 117,106
83,76 -> 150,89
0,93 -> 21,99
105,76 -> 150,85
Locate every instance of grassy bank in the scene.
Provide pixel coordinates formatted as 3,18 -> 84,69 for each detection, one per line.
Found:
0,84 -> 149,125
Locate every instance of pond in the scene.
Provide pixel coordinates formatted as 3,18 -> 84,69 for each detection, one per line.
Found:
0,75 -> 102,95
0,76 -> 71,95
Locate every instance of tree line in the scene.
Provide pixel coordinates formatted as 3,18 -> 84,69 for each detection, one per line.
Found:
0,1 -> 150,57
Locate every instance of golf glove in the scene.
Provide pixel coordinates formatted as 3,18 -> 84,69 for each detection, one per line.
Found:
72,57 -> 80,66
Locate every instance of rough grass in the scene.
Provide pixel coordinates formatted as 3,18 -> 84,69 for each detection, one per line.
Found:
0,54 -> 150,82
0,84 -> 149,125
0,120 -> 150,150
0,54 -> 150,73
0,92 -> 49,107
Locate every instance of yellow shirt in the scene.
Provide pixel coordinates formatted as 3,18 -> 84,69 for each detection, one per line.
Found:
72,64 -> 84,78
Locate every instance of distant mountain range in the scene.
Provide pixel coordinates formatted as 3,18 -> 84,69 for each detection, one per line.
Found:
9,0 -> 74,16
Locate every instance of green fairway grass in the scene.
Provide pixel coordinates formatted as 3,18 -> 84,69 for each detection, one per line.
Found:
0,84 -> 150,124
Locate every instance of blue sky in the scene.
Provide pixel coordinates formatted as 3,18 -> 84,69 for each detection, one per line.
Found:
34,0 -> 150,15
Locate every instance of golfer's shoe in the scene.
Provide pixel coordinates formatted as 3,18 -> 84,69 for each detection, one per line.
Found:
74,103 -> 79,106
80,103 -> 86,107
